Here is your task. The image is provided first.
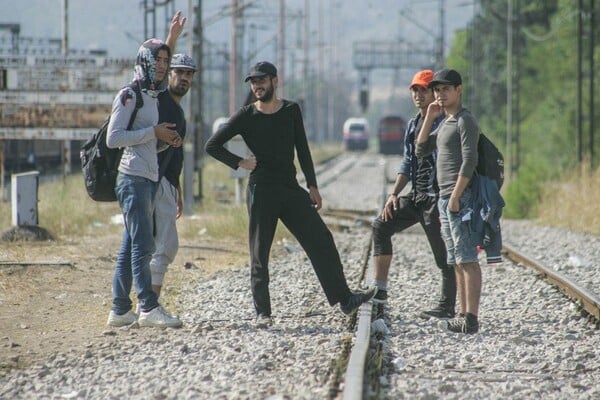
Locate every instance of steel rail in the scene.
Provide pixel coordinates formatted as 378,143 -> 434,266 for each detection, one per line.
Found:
502,244 -> 600,321
342,241 -> 375,400
341,156 -> 389,400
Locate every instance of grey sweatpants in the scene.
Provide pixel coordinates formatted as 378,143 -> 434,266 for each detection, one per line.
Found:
150,177 -> 179,286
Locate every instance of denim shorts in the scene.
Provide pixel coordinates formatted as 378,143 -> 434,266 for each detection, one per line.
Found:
438,188 -> 479,265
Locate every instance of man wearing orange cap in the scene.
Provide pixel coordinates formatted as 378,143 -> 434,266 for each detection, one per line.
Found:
371,70 -> 456,320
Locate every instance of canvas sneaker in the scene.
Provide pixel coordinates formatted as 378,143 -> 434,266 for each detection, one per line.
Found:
138,306 -> 182,328
444,313 -> 479,334
372,289 -> 388,304
340,286 -> 378,315
136,304 -> 174,317
107,310 -> 137,327
419,306 -> 455,320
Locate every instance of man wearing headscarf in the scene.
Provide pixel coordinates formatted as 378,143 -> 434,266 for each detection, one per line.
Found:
106,37 -> 183,328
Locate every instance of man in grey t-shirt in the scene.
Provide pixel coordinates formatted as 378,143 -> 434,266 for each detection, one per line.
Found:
415,69 -> 481,334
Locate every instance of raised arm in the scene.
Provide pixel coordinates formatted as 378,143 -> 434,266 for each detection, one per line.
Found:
415,101 -> 444,158
165,11 -> 187,53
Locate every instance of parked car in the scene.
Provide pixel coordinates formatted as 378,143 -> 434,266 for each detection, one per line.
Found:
342,117 -> 369,151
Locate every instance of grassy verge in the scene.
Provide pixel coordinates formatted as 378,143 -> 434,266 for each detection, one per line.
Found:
2,143 -> 597,241
535,165 -> 600,236
0,142 -> 343,238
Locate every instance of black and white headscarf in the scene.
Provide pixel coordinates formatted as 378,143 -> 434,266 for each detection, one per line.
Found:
133,38 -> 171,97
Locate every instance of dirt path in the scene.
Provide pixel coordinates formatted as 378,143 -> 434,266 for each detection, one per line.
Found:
0,229 -> 246,377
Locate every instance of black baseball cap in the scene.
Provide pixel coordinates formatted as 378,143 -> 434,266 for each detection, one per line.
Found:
428,69 -> 462,88
244,61 -> 277,82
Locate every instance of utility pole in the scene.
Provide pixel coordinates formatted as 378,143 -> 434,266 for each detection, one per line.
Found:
589,0 -> 595,169
143,0 -> 158,39
62,0 -> 68,56
327,0 -> 335,142
506,0 -> 513,183
303,0 -> 312,140
317,0 -> 324,142
514,0 -> 521,173
230,0 -> 238,115
183,0 -> 205,211
279,0 -> 285,98
577,0 -> 583,166
62,0 -> 71,176
438,0 -> 445,70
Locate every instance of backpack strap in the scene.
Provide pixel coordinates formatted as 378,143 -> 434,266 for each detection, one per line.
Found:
112,82 -> 145,170
127,81 -> 144,126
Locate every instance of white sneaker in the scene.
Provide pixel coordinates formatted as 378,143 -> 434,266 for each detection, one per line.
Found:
138,306 -> 182,328
107,310 -> 137,327
137,304 -> 175,317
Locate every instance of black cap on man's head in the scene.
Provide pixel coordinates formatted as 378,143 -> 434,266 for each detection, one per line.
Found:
244,61 -> 277,82
428,69 -> 462,88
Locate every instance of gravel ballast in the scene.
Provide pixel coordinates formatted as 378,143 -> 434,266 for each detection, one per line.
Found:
1,153 -> 598,399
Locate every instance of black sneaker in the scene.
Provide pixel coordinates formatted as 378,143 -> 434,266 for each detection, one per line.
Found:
419,306 -> 455,320
445,313 -> 479,334
340,286 -> 378,315
372,289 -> 388,304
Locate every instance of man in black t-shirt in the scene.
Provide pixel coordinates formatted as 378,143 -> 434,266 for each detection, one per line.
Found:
205,61 -> 377,327
149,53 -> 196,299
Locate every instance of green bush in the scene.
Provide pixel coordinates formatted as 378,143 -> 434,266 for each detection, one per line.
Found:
502,156 -> 552,219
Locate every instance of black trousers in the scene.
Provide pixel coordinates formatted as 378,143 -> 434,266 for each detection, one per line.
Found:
373,195 -> 446,265
372,194 -> 456,308
246,183 -> 352,316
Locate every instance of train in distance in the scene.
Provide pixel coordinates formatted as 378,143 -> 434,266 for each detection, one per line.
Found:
377,115 -> 406,155
342,116 -> 406,154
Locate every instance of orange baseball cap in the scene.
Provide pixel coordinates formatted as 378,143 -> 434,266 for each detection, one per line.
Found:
409,69 -> 434,89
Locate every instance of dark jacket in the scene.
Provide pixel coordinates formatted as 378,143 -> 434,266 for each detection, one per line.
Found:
399,113 -> 445,198
471,174 -> 504,263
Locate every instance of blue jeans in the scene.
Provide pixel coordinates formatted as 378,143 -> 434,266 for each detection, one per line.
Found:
438,188 -> 478,265
111,172 -> 158,314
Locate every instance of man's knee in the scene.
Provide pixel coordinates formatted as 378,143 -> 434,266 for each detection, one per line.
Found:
458,261 -> 480,270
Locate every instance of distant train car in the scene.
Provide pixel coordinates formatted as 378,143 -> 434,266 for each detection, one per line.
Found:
377,115 -> 406,155
342,117 -> 369,151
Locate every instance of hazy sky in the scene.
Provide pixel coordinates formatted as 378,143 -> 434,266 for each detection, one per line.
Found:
1,0 -> 473,89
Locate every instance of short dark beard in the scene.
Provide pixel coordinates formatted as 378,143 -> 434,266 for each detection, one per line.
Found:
255,82 -> 274,102
169,83 -> 189,98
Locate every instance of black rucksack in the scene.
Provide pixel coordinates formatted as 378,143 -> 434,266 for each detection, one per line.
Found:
476,133 -> 504,190
80,83 -> 143,201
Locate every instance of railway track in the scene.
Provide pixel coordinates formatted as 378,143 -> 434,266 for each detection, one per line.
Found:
326,206 -> 600,399
502,245 -> 600,323
315,154 -> 599,399
1,152 -> 597,399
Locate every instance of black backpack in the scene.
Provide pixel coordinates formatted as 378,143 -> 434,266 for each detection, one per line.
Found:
80,83 -> 143,201
476,133 -> 504,190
